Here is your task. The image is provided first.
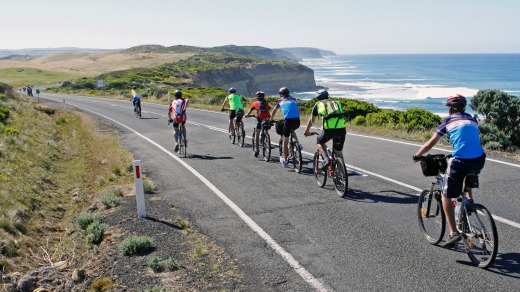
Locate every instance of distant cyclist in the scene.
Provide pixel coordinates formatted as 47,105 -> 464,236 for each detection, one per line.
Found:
414,94 -> 486,247
270,87 -> 301,167
220,87 -> 247,136
130,85 -> 141,113
304,89 -> 346,170
168,90 -> 189,152
245,91 -> 272,157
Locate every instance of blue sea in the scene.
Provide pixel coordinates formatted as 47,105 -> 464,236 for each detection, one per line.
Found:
295,54 -> 520,116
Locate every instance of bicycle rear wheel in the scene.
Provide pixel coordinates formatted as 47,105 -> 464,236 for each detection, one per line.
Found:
278,137 -> 283,157
262,133 -> 271,162
251,130 -> 257,156
289,142 -> 302,173
417,190 -> 445,245
332,157 -> 348,197
238,122 -> 245,147
313,152 -> 327,187
228,125 -> 235,144
462,204 -> 498,268
179,131 -> 187,158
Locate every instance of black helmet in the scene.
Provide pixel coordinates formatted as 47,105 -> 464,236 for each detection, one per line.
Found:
446,94 -> 467,108
132,85 -> 137,89
174,90 -> 182,98
228,87 -> 236,93
316,89 -> 329,100
278,87 -> 290,95
255,91 -> 265,98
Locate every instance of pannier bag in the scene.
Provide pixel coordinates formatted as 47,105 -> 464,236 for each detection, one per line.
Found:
275,120 -> 285,136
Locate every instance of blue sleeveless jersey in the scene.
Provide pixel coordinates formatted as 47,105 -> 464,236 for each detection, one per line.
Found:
436,112 -> 484,159
275,96 -> 300,119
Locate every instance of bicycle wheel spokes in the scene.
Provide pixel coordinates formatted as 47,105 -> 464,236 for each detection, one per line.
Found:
462,204 -> 498,268
263,133 -> 271,162
293,143 -> 302,173
417,190 -> 445,245
332,158 -> 348,197
252,130 -> 257,156
238,123 -> 245,147
313,152 -> 327,187
229,125 -> 235,144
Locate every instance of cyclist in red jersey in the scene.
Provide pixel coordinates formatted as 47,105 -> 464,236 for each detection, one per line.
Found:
245,91 -> 271,157
168,90 -> 189,152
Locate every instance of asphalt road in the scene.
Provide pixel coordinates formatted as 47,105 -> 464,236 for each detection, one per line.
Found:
41,93 -> 520,291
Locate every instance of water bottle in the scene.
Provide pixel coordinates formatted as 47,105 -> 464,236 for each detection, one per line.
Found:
454,198 -> 462,220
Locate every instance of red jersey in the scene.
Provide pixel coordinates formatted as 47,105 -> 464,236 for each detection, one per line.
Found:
250,100 -> 271,120
169,99 -> 187,123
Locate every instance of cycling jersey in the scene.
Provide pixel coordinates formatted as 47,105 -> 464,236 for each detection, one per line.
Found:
436,112 -> 484,159
169,98 -> 188,123
312,100 -> 346,129
226,93 -> 244,110
275,96 -> 300,119
250,100 -> 271,120
131,89 -> 141,102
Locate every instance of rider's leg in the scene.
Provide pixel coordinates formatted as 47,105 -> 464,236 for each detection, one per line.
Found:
283,136 -> 289,160
255,129 -> 260,152
442,195 -> 458,235
182,123 -> 187,144
229,119 -> 234,134
173,127 -> 179,144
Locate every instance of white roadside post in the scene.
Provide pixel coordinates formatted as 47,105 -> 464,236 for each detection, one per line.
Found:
132,160 -> 147,218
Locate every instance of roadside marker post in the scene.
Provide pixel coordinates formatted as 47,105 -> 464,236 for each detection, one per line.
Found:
132,160 -> 147,218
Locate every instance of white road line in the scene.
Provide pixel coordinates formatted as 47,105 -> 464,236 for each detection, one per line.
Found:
71,104 -> 332,292
56,96 -> 520,230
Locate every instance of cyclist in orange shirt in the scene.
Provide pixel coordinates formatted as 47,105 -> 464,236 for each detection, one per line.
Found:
245,91 -> 271,157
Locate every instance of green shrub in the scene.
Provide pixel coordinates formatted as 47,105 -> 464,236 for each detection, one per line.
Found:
366,109 -> 400,127
351,116 -> 366,126
77,212 -> 101,230
100,193 -> 122,208
1,127 -> 19,135
90,276 -> 118,291
400,108 -> 442,131
85,221 -> 108,245
478,122 -> 511,150
143,178 -> 157,194
0,107 -> 9,123
119,235 -> 154,256
147,255 -> 180,273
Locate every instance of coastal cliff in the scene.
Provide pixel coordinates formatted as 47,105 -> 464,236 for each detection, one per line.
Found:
194,63 -> 316,96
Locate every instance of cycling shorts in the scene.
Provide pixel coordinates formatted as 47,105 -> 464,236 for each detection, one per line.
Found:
283,118 -> 300,137
443,153 -> 486,198
255,117 -> 270,130
173,120 -> 186,128
317,128 -> 346,151
229,109 -> 244,122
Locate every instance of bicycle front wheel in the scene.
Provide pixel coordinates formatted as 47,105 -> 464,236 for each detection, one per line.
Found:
417,190 -> 445,245
332,157 -> 348,197
238,122 -> 245,147
462,204 -> 498,268
179,131 -> 187,158
290,142 -> 302,173
262,133 -> 271,162
313,152 -> 327,187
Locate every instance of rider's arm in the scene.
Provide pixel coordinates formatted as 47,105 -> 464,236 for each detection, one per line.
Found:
220,96 -> 228,110
304,117 -> 313,136
270,107 -> 278,120
415,133 -> 442,157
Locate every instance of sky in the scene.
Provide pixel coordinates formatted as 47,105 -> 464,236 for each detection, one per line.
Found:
2,0 -> 519,54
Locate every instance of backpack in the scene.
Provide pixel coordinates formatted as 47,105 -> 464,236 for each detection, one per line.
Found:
317,100 -> 345,129
258,99 -> 268,113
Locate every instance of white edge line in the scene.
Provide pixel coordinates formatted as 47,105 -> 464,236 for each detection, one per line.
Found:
71,104 -> 332,292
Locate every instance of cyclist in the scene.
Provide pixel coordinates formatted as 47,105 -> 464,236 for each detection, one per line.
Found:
220,87 -> 247,136
245,91 -> 272,157
168,90 -> 189,152
130,85 -> 141,113
270,87 -> 301,168
303,89 -> 346,170
413,94 -> 486,247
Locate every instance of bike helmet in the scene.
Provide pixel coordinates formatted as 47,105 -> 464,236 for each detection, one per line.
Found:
278,87 -> 290,95
446,94 -> 467,108
174,90 -> 182,98
228,87 -> 236,93
132,85 -> 137,89
316,89 -> 329,100
255,91 -> 265,98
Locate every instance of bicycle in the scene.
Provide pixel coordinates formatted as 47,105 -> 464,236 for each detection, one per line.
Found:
222,109 -> 245,147
132,100 -> 141,118
168,120 -> 187,158
275,120 -> 302,173
308,132 -> 348,197
416,154 -> 498,268
246,115 -> 272,162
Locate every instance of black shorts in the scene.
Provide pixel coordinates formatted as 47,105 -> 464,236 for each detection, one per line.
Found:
173,121 -> 186,128
283,118 -> 300,137
317,128 -> 346,151
255,117 -> 269,130
229,109 -> 244,122
444,153 -> 486,198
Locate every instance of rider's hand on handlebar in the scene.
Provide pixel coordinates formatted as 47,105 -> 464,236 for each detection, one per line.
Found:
304,131 -> 311,137
220,108 -> 225,112
413,155 -> 422,162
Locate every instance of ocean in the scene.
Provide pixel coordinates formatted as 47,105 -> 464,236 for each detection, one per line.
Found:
295,54 -> 520,116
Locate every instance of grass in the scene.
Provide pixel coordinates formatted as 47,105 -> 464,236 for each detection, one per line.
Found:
119,235 -> 154,256
0,67 -> 76,87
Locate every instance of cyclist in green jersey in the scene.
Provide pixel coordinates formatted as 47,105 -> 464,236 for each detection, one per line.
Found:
304,90 -> 347,170
221,88 -> 248,135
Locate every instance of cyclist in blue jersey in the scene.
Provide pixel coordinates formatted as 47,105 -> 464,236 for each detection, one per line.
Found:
414,94 -> 486,247
270,87 -> 301,167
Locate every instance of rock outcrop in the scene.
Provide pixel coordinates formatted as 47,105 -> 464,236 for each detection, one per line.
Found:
194,63 -> 316,96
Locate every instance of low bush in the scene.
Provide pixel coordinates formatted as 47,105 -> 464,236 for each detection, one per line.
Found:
147,255 -> 180,273
119,235 -> 154,256
76,212 -> 101,230
85,221 -> 108,245
143,178 -> 157,194
100,193 -> 122,208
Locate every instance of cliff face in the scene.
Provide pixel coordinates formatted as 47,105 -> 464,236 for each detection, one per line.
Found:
194,63 -> 316,96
